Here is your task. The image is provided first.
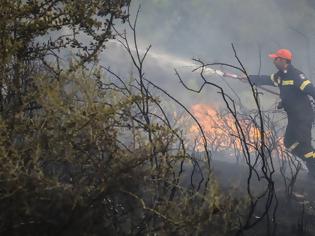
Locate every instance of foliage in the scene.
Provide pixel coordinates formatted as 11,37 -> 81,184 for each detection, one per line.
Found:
0,0 -> 130,118
0,2 -> 248,235
0,60 -> 250,235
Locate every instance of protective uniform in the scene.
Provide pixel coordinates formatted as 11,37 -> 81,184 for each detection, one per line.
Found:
249,63 -> 315,175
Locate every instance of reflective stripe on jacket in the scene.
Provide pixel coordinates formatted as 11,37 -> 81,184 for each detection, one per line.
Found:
249,64 -> 315,121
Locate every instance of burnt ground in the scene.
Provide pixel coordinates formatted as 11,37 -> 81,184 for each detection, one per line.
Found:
182,156 -> 315,236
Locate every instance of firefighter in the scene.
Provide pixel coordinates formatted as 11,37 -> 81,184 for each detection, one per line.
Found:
246,49 -> 315,177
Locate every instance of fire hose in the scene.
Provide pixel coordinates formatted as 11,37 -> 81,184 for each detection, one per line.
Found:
196,67 -> 315,120
198,66 -> 280,96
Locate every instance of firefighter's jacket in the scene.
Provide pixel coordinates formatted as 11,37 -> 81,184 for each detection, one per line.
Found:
249,64 -> 315,121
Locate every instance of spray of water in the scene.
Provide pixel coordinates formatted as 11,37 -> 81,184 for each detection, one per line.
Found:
106,39 -> 218,76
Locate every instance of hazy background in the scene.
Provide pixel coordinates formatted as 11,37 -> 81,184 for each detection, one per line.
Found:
101,0 -> 315,115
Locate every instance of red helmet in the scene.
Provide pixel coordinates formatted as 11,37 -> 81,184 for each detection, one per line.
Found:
268,49 -> 293,61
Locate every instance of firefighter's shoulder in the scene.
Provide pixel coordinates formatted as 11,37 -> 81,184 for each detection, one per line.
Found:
298,73 -> 307,80
292,67 -> 307,80
292,69 -> 313,91
296,71 -> 308,81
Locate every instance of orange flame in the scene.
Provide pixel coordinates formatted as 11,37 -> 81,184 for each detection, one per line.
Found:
189,104 -> 265,153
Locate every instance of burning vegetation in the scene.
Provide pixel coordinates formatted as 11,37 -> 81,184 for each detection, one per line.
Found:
189,103 -> 285,158
190,103 -> 263,152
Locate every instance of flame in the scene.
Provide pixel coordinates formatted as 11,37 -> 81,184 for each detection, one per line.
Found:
189,104 -> 265,153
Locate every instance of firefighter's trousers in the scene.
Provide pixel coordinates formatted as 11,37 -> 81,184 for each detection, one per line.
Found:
284,116 -> 315,176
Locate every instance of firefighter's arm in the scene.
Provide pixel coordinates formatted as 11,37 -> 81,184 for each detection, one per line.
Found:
247,74 -> 278,87
295,73 -> 315,98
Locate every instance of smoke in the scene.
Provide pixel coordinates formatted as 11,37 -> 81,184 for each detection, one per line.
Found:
131,0 -> 315,73
101,0 -> 315,112
102,39 -> 249,109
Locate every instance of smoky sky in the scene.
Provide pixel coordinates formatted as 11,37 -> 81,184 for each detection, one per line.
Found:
102,0 -> 315,114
